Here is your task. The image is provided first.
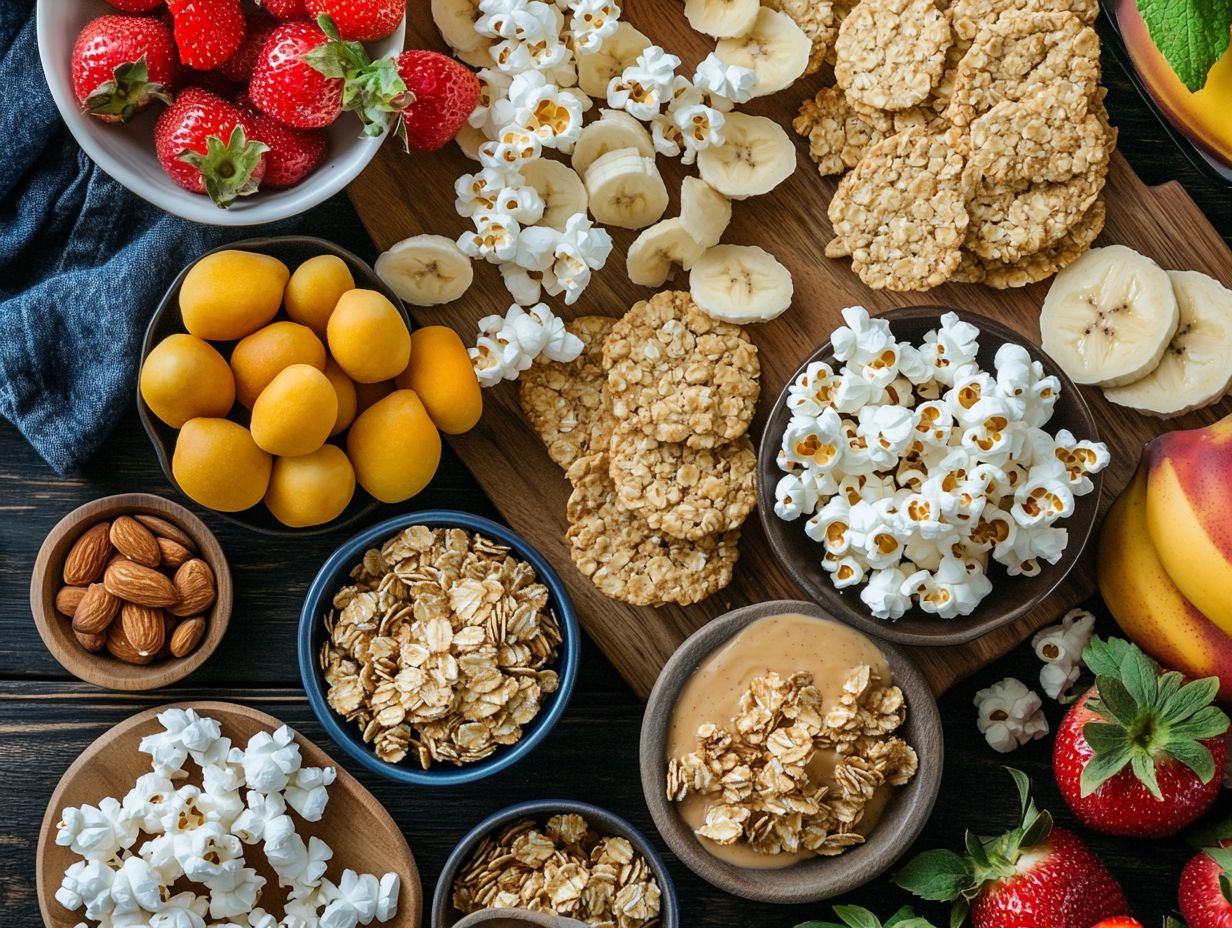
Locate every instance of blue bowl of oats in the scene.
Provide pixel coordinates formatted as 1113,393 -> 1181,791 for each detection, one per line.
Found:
298,511 -> 580,786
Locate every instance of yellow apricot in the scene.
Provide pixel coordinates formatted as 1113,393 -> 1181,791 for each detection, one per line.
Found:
285,255 -> 355,337
230,321 -> 327,408
346,389 -> 441,503
323,360 -> 358,437
180,250 -> 289,341
172,418 -> 271,512
264,445 -> 356,527
395,326 -> 482,434
250,364 -> 338,457
140,334 -> 235,428
326,289 -> 411,383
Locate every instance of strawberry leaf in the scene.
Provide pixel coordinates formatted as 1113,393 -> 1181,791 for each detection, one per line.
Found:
1161,676 -> 1222,721
949,898 -> 969,928
1186,814 -> 1232,847
178,126 -> 268,209
1080,740 -> 1135,796
1092,675 -> 1140,727
1131,752 -> 1164,800
894,850 -> 972,901
1083,720 -> 1131,755
832,906 -> 884,928
1083,636 -> 1144,677
885,908 -> 928,928
1163,737 -> 1217,783
1120,644 -> 1160,708
1167,702 -> 1229,742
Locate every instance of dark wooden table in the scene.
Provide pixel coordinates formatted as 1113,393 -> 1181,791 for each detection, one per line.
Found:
4,32 -> 1231,927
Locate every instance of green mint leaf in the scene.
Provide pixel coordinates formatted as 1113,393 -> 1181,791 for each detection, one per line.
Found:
795,922 -> 845,928
949,897 -> 970,928
885,907 -> 922,928
1187,815 -> 1232,848
833,906 -> 883,928
1136,0 -> 1232,91
1080,740 -> 1134,796
895,849 -> 973,901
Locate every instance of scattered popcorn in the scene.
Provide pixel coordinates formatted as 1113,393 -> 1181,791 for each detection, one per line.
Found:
693,52 -> 756,107
569,0 -> 620,51
1032,607 -> 1097,700
773,308 -> 1110,619
469,302 -> 584,386
974,677 -> 1049,753
607,45 -> 681,120
509,70 -> 586,151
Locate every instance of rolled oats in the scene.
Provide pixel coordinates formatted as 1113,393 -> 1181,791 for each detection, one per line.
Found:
795,87 -> 895,176
835,0 -> 953,111
320,526 -> 562,768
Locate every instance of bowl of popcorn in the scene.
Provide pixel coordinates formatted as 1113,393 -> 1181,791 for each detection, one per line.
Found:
639,599 -> 942,903
298,511 -> 580,786
430,799 -> 679,928
757,306 -> 1108,646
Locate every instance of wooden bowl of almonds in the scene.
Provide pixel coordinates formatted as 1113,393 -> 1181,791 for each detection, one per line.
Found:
30,493 -> 232,690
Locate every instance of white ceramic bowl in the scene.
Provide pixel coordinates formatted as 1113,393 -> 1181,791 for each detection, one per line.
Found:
36,0 -> 405,226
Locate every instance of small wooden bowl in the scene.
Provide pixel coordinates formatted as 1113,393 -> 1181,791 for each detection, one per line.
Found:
756,305 -> 1104,647
639,600 -> 943,904
453,911 -> 590,928
36,701 -> 423,928
30,493 -> 232,691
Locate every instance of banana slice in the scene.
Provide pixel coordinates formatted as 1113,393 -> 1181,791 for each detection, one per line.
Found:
576,22 -> 652,99
684,0 -> 761,38
715,7 -> 811,97
697,112 -> 797,199
431,0 -> 484,53
520,159 -> 588,230
584,148 -> 669,230
679,177 -> 732,248
1104,270 -> 1232,415
571,109 -> 655,176
375,234 -> 474,307
627,219 -> 707,287
690,244 -> 794,324
1040,244 -> 1179,387
453,43 -> 494,69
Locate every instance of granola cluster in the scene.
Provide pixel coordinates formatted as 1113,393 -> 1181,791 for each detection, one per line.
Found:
452,815 -> 662,928
666,667 -> 918,857
319,526 -> 562,768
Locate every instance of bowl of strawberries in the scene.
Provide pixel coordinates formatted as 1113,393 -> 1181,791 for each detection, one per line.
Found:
36,1 -> 476,225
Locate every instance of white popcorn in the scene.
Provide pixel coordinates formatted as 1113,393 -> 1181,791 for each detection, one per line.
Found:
693,52 -> 756,106
175,824 -> 244,885
545,213 -> 613,303
832,367 -> 880,414
1050,428 -> 1111,495
284,766 -> 336,822
241,727 -> 301,795
774,472 -> 819,521
786,361 -> 840,417
896,342 -> 933,385
607,46 -> 681,120
469,69 -> 515,138
974,677 -> 1049,753
649,112 -> 682,158
458,212 -> 522,264
781,408 -> 846,474
454,165 -> 521,218
58,860 -> 117,920
860,566 -> 912,620
231,791 -> 286,845
111,856 -> 164,915
245,909 -> 278,928
205,864 -> 265,920
857,404 -> 915,459
470,336 -> 516,387
540,312 -> 584,362
569,0 -> 620,52
1032,607 -> 1096,699
499,262 -> 552,305
831,306 -> 896,367
902,555 -> 993,619
137,709 -> 226,778
376,872 -> 400,923
921,312 -> 980,384
140,833 -> 185,886
479,124 -> 542,168
57,797 -> 138,862
509,70 -> 586,150
1010,460 -> 1075,528
994,523 -> 1068,577
121,773 -> 176,834
149,892 -> 208,928
823,553 -> 867,589
331,870 -> 379,924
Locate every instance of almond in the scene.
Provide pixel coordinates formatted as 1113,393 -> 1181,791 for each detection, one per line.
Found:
134,514 -> 197,552
169,616 -> 207,657
168,559 -> 216,617
157,537 -> 193,569
121,603 -> 165,657
55,585 -> 88,618
157,615 -> 178,660
63,522 -> 113,585
104,560 -> 178,608
109,516 -> 161,568
72,583 -> 120,635
106,620 -> 153,665
75,628 -> 106,652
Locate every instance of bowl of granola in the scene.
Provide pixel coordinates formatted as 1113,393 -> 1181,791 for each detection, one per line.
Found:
298,511 -> 580,786
430,799 -> 679,928
639,599 -> 942,903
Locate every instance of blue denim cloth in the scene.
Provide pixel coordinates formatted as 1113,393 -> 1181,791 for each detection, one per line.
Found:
1,2 -> 373,474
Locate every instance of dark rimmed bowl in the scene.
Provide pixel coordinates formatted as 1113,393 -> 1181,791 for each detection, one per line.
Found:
299,511 -> 580,786
756,305 -> 1103,647
431,799 -> 679,928
138,235 -> 409,537
639,599 -> 943,904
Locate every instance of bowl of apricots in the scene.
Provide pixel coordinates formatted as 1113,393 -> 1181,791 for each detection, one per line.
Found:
138,236 -> 482,534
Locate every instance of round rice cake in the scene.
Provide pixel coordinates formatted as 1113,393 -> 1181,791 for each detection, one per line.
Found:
519,315 -> 617,470
834,0 -> 953,111
608,434 -> 757,541
945,11 -> 1101,127
827,126 -> 970,291
965,169 -> 1104,263
981,195 -> 1106,288
602,290 -> 760,449
793,87 -> 895,175
564,453 -> 741,606
765,0 -> 838,75
949,0 -> 1098,44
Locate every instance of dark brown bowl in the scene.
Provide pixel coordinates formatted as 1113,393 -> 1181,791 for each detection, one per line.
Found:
138,235 -> 409,537
640,600 -> 943,904
755,305 -> 1103,647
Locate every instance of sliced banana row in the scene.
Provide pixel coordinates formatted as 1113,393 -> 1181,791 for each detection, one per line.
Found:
1040,245 -> 1232,416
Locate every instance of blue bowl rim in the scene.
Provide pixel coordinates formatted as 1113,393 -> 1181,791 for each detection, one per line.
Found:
429,798 -> 679,928
298,510 -> 580,786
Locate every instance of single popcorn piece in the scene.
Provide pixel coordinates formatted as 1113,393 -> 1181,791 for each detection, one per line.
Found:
479,124 -> 543,168
458,212 -> 522,263
469,68 -> 515,138
921,312 -> 981,384
283,766 -> 337,822
1032,606 -> 1096,699
110,855 -> 164,915
241,726 -> 301,794
693,52 -> 757,107
205,862 -> 265,920
231,790 -> 286,845
861,565 -> 912,619
974,677 -> 1049,752
543,213 -> 613,303
57,860 -> 117,921
509,70 -> 586,151
57,797 -> 139,861
607,45 -> 682,120
570,0 -> 621,52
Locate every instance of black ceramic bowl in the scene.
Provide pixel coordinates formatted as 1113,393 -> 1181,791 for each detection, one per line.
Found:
755,306 -> 1103,647
138,236 -> 408,536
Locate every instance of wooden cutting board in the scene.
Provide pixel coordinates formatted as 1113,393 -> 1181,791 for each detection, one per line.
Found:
349,0 -> 1232,699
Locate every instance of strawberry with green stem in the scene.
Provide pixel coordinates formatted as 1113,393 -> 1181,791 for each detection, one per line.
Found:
895,768 -> 1128,928
1179,820 -> 1232,928
1053,637 -> 1228,839
71,15 -> 176,123
155,87 -> 268,207
798,906 -> 940,928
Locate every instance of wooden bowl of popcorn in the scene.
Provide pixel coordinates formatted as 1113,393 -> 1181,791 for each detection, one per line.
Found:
755,305 -> 1106,647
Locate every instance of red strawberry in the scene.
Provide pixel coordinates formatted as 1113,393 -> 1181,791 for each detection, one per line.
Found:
1090,920 -> 1144,928
895,769 -> 1127,928
154,87 -> 267,207
1053,637 -> 1229,838
1180,847 -> 1232,928
105,0 -> 164,11
235,94 -> 327,188
166,0 -> 246,71
71,15 -> 176,123
256,0 -> 308,19
248,19 -> 359,129
302,0 -> 404,40
218,13 -> 278,82
389,50 -> 480,151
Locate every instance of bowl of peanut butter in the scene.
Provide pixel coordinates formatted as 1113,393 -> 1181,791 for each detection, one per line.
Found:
639,599 -> 942,903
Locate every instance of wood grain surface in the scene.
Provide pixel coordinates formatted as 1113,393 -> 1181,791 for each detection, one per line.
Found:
348,0 -> 1232,699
